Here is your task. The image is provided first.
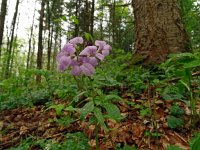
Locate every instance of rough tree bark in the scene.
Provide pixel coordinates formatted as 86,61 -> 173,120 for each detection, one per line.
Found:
36,0 -> 45,83
0,0 -> 8,54
132,0 -> 190,64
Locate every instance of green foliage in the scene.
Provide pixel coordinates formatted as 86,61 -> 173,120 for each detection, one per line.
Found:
9,132 -> 89,150
161,86 -> 184,100
167,116 -> 184,129
190,132 -> 200,150
48,104 -> 65,116
170,105 -> 185,116
70,16 -> 79,25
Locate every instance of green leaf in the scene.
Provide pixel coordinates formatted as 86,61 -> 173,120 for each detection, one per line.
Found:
61,15 -> 67,21
140,108 -> 152,117
57,116 -> 74,127
167,116 -> 184,129
103,102 -> 122,121
170,105 -> 185,116
84,32 -> 93,41
65,106 -> 77,112
72,91 -> 87,103
192,137 -> 200,150
93,107 -> 109,132
161,86 -> 183,100
48,104 -> 65,116
80,101 -> 94,121
105,94 -> 122,102
70,16 -> 79,24
183,59 -> 200,68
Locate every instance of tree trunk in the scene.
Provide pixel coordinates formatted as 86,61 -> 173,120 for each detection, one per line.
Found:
112,0 -> 116,43
36,0 -> 45,83
74,0 -> 80,37
132,0 -> 190,65
0,0 -> 8,55
47,0 -> 52,70
10,13 -> 20,75
90,0 -> 95,36
51,27 -> 58,71
5,0 -> 19,78
27,4 -> 36,70
84,0 -> 90,33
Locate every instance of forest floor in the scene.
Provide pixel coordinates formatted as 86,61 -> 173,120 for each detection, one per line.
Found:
0,88 -> 200,150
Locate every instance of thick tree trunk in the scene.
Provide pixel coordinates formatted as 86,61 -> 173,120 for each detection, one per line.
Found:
36,0 -> 45,83
132,0 -> 190,64
0,0 -> 8,54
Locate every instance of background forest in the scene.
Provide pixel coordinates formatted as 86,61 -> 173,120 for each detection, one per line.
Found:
0,0 -> 200,149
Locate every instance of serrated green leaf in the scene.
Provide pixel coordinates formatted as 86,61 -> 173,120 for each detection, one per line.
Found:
80,101 -> 94,121
93,107 -> 108,132
103,102 -> 122,121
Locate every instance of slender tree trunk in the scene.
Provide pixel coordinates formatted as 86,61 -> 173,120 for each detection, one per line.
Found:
5,0 -> 19,78
132,0 -> 190,64
10,13 -> 20,75
100,6 -> 103,39
0,0 -> 8,55
36,0 -> 45,83
112,0 -> 116,43
51,27 -> 58,71
47,0 -> 52,70
27,4 -> 36,70
90,0 -> 95,36
74,0 -> 79,37
30,36 -> 36,68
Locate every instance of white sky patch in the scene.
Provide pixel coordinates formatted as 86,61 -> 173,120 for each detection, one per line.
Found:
5,0 -> 39,39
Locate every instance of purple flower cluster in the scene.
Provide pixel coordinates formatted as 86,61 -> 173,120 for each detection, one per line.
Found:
57,37 -> 112,76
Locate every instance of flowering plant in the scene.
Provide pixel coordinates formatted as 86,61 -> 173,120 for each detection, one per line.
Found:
56,37 -> 121,149
56,37 -> 112,76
